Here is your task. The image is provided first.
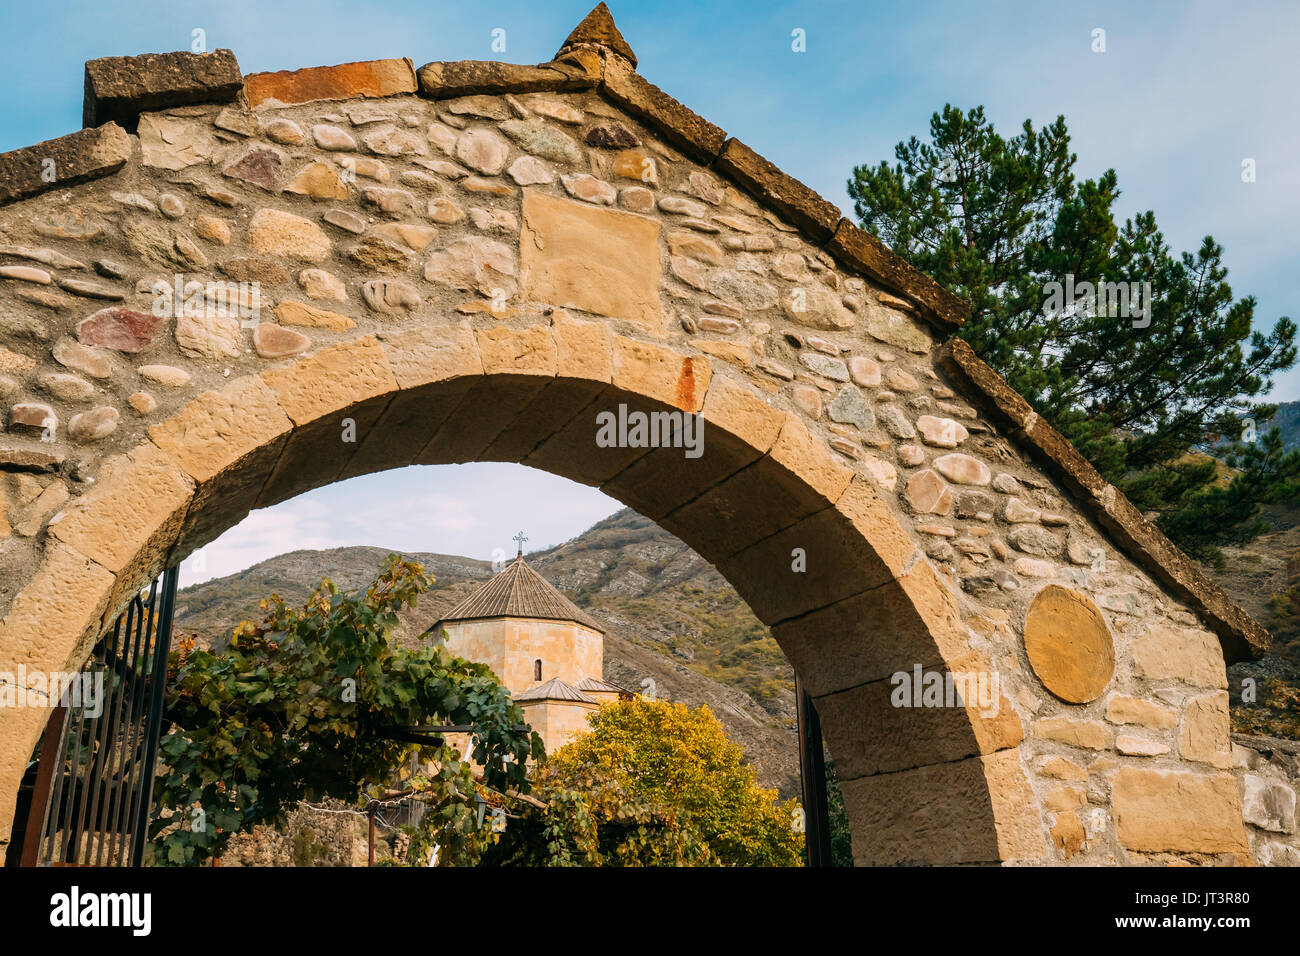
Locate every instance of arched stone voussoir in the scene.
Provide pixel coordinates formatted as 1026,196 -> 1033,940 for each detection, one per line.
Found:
43,439 -> 195,627
813,648 -> 1025,781
841,749 -> 1048,866
0,541 -> 119,849
656,411 -> 856,566
771,556 -> 974,699
253,336 -> 401,508
0,542 -> 116,678
602,367 -> 783,525
147,374 -> 294,558
46,439 -> 194,578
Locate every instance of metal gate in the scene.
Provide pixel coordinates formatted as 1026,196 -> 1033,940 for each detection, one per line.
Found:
16,566 -> 179,867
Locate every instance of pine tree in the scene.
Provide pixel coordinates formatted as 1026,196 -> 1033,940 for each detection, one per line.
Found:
848,105 -> 1299,566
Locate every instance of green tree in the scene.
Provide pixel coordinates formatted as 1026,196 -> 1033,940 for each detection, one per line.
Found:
150,555 -> 543,865
824,758 -> 854,867
411,755 -> 717,867
848,105 -> 1299,566
419,698 -> 803,866
549,698 -> 802,865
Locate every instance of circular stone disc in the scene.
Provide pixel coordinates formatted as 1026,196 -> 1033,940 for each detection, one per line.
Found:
1024,585 -> 1115,704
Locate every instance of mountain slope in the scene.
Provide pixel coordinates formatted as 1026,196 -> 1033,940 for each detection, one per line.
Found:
174,489 -> 1300,804
172,511 -> 800,796
1260,400 -> 1300,452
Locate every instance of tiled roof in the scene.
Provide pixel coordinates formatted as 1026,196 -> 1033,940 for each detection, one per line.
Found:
431,555 -> 605,633
576,676 -> 633,696
515,677 -> 599,703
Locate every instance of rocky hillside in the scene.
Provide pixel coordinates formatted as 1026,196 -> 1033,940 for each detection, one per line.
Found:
172,509 -> 800,797
1216,501 -> 1300,735
1261,400 -> 1300,452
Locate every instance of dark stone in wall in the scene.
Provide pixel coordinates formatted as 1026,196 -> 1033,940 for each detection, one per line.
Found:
83,49 -> 242,131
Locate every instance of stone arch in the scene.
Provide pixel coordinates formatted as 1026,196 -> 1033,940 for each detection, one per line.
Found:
0,3 -> 1269,864
0,325 -> 1037,864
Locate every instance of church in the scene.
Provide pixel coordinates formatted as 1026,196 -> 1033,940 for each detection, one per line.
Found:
423,540 -> 633,752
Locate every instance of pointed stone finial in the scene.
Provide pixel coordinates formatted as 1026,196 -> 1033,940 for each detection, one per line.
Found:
555,3 -> 637,68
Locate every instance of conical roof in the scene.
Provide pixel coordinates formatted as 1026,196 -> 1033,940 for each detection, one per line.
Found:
431,555 -> 605,633
515,677 -> 599,704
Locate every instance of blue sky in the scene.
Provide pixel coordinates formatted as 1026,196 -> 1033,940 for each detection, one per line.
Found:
3,0 -> 1295,580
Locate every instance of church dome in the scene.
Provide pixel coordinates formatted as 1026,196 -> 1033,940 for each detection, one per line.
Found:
429,554 -> 605,634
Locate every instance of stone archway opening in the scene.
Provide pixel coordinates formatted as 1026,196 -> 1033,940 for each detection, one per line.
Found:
2,332 -> 1034,865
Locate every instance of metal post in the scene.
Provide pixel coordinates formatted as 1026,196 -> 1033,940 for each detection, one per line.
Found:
795,676 -> 832,867
367,802 -> 376,867
129,564 -> 179,867
19,705 -> 67,867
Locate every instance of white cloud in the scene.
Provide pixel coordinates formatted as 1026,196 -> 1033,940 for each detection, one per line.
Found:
181,463 -> 621,586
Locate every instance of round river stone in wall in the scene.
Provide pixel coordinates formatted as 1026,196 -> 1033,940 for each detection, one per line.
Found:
1024,584 -> 1115,704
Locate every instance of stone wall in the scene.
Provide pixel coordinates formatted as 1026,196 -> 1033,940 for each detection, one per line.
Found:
519,698 -> 601,752
0,40 -> 1283,865
1234,734 -> 1300,865
440,617 -> 604,691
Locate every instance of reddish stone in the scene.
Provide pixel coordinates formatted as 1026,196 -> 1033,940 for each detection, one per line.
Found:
906,468 -> 952,516
76,308 -> 162,353
222,147 -> 283,191
585,124 -> 639,149
244,58 -> 416,109
10,402 -> 56,429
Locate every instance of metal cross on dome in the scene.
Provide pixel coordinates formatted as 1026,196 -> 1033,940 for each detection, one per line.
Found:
513,531 -> 528,558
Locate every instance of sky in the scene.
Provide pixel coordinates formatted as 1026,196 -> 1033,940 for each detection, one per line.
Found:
1,0 -> 1295,582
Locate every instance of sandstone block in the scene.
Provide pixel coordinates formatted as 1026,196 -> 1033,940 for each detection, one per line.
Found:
149,376 -> 292,483
249,208 -> 331,262
378,322 -> 481,389
1179,691 -> 1232,768
520,191 -> 662,330
274,300 -> 355,331
1131,625 -> 1228,689
1034,716 -> 1112,750
611,337 -> 711,413
1107,694 -> 1178,729
1111,767 -> 1248,854
261,336 -> 397,425
49,440 -> 192,574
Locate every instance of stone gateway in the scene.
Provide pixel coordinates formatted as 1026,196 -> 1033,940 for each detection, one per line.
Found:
0,4 -> 1293,866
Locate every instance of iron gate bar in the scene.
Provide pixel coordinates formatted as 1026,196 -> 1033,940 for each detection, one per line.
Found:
101,597 -> 145,864
18,565 -> 180,867
114,584 -> 158,866
102,598 -> 142,865
131,564 -> 178,867
795,676 -> 832,867
81,621 -> 120,863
